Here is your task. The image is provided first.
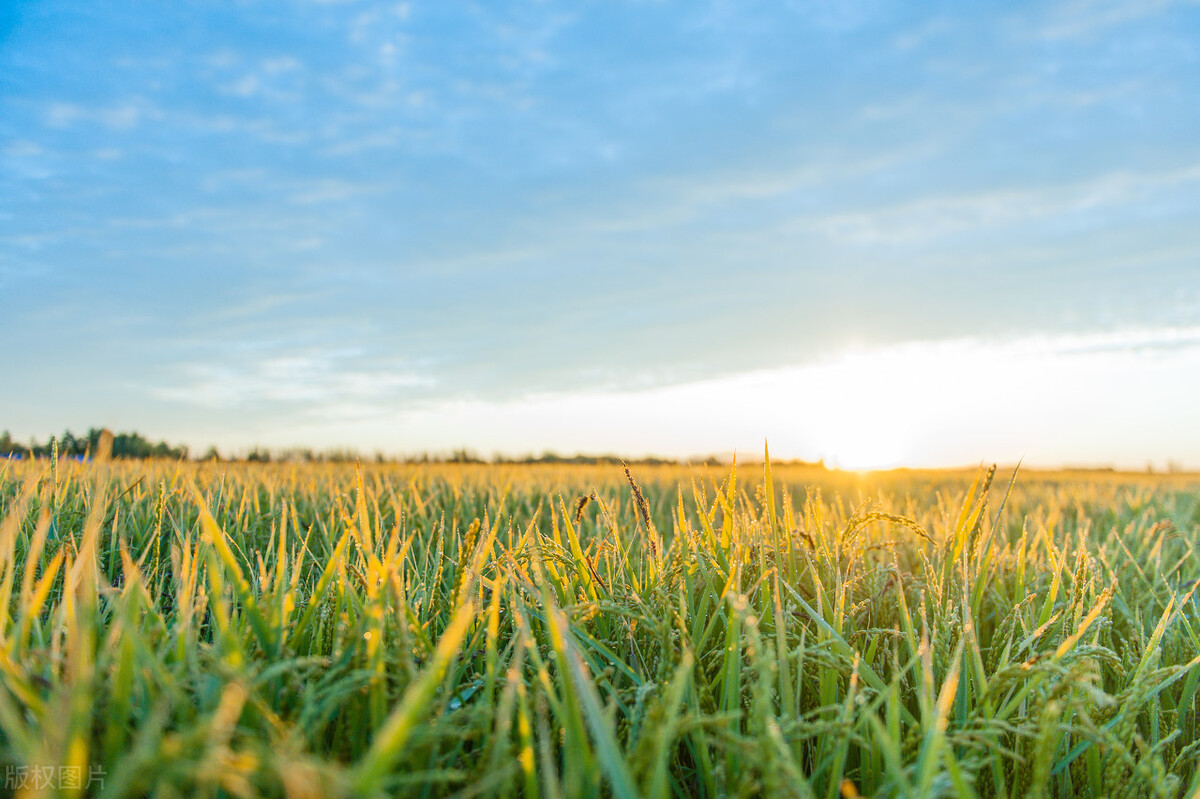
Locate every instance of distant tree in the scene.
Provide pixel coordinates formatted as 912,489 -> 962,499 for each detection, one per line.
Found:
1,427 -> 188,460
272,447 -> 316,463
449,447 -> 483,464
0,430 -> 28,457
246,447 -> 271,463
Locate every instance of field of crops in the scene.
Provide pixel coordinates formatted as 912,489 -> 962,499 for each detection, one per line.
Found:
1,455 -> 1199,798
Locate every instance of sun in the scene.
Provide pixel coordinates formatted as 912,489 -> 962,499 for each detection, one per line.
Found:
822,427 -> 909,471
801,372 -> 919,471
810,409 -> 911,471
794,343 -> 951,472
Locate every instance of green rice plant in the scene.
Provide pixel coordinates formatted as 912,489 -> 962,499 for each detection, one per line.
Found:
0,454 -> 1197,796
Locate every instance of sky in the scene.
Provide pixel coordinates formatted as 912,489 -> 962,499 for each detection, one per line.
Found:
2,0 -> 1199,469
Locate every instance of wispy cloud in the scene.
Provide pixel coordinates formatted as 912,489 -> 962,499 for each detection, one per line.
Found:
797,164 -> 1200,247
1010,325 -> 1200,357
4,140 -> 43,157
214,55 -> 307,102
1031,0 -> 1198,40
153,348 -> 435,414
43,99 -> 157,130
286,178 -> 383,205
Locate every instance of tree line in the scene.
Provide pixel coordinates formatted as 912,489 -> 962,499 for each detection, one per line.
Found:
0,428 -> 189,460
2,428 -> 824,468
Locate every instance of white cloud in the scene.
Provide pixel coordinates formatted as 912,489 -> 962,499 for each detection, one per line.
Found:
215,56 -> 307,101
1032,0 -> 1196,39
199,168 -> 270,193
203,49 -> 242,69
320,128 -> 407,157
222,75 -> 261,97
44,102 -> 83,127
797,164 -> 1200,246
356,325 -> 1200,468
43,99 -> 153,130
4,140 -> 43,157
286,178 -> 383,205
579,143 -> 937,236
153,348 -> 435,412
262,56 -> 303,74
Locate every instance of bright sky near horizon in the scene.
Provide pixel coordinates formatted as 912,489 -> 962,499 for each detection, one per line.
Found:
2,1 -> 1199,469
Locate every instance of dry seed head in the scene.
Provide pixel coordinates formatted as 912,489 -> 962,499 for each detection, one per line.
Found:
572,494 -> 591,523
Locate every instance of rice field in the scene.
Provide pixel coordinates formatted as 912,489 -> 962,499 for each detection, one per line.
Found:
1,453 -> 1199,798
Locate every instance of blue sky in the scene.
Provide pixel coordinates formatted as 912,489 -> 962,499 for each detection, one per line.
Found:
2,0 -> 1199,467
